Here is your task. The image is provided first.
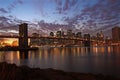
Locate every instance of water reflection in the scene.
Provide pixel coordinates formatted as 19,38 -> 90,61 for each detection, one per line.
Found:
19,50 -> 28,59
0,51 -> 20,65
113,46 -> 120,54
0,46 -> 120,76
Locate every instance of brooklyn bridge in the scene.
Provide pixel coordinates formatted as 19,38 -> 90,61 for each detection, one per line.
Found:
0,23 -> 104,48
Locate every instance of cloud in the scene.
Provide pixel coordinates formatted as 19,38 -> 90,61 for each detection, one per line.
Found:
63,0 -> 70,11
33,0 -> 78,15
81,0 -> 120,20
0,16 -> 11,27
32,0 -> 78,17
1,0 -> 120,37
55,0 -> 63,14
62,0 -> 120,34
0,8 -> 8,13
32,0 -> 52,17
0,15 -> 23,35
7,0 -> 23,12
54,0 -> 78,14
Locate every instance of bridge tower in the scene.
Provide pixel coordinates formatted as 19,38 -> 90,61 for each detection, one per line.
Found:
83,34 -> 91,47
19,23 -> 28,48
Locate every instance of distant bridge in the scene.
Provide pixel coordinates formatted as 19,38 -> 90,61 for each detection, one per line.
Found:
0,23 -> 101,47
0,35 -> 93,41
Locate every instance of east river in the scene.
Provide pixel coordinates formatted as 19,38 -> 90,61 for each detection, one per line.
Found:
0,46 -> 120,76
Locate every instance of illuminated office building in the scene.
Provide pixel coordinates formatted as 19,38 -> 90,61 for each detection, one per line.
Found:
112,27 -> 120,41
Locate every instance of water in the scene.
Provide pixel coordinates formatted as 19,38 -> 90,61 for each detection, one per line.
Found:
0,46 -> 120,76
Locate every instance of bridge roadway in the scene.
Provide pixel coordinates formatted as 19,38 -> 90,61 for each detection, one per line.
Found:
0,35 -> 95,41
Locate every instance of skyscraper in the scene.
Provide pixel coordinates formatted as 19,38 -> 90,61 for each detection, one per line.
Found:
19,23 -> 28,48
67,29 -> 72,37
112,27 -> 120,41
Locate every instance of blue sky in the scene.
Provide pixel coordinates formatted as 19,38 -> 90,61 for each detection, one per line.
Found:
0,0 -> 96,23
0,0 -> 120,36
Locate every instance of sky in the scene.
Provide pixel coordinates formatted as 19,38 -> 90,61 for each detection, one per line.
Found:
0,0 -> 120,37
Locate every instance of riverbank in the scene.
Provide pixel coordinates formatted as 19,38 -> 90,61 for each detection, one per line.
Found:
0,62 -> 119,80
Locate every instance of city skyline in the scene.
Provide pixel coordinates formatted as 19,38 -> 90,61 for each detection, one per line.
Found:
0,23 -> 115,47
0,0 -> 120,36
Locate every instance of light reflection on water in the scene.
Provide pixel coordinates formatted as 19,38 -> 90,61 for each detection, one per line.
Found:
0,46 -> 120,76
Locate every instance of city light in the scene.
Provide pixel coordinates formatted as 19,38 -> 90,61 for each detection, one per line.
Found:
0,39 -> 18,47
